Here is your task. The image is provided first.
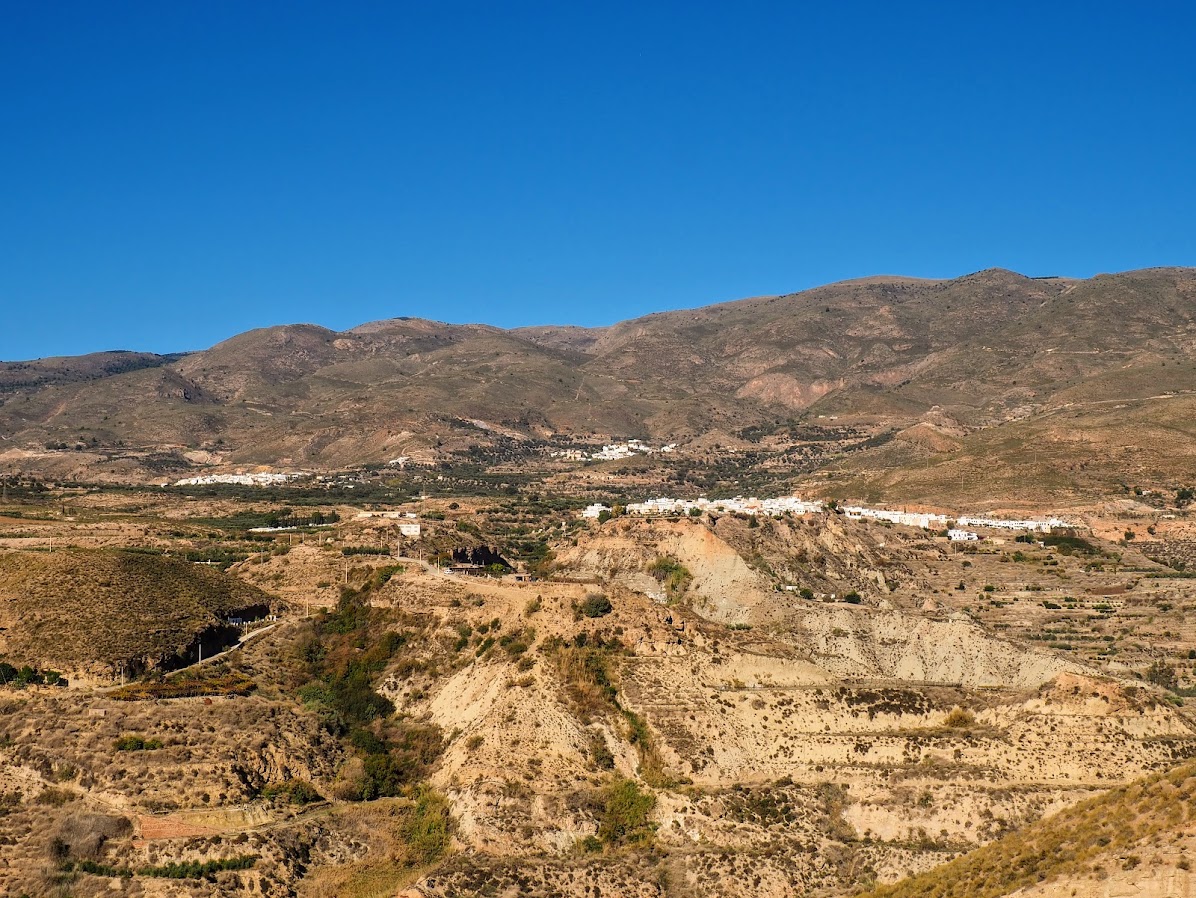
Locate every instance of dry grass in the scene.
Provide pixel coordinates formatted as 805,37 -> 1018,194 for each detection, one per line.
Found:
109,671 -> 255,701
858,760 -> 1196,898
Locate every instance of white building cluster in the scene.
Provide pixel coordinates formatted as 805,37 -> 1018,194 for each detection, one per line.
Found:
626,495 -> 824,517
552,439 -> 678,462
174,472 -> 308,487
584,495 -> 1074,536
956,515 -> 1069,533
842,506 -> 949,530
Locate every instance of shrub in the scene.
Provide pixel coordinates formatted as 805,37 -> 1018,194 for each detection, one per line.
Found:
262,781 -> 323,805
401,786 -> 453,866
578,594 -> 613,618
944,707 -> 975,728
1147,660 -> 1178,690
138,854 -> 258,878
648,555 -> 692,600
36,787 -> 76,806
589,732 -> 615,770
598,778 -> 656,846
114,735 -> 163,751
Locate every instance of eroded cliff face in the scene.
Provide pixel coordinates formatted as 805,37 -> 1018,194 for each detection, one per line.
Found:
552,516 -> 1080,689
551,513 -> 912,624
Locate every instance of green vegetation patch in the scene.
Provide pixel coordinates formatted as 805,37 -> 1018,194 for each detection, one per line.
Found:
597,777 -> 656,847
113,735 -> 163,751
65,854 -> 259,880
546,635 -> 670,784
648,555 -> 692,600
261,780 -> 323,805
575,593 -> 613,618
297,586 -> 445,802
0,660 -> 65,688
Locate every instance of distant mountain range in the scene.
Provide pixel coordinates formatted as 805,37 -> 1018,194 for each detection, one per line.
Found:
2,267 -> 1194,500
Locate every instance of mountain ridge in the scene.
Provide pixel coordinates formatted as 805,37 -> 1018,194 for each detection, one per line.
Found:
1,266 -> 1194,501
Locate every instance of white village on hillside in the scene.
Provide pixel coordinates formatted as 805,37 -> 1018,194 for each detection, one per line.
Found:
551,439 -> 678,462
173,471 -> 310,487
582,495 -> 1073,538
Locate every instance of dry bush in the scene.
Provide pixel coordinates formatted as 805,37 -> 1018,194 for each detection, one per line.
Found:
52,811 -> 131,861
944,707 -> 975,728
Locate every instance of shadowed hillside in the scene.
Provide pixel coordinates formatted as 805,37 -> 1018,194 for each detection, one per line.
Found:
0,549 -> 275,679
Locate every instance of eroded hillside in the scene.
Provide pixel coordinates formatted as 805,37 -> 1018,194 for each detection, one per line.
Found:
3,499 -> 1195,897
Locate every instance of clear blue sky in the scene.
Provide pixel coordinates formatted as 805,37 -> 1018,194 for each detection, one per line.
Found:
2,1 -> 1194,360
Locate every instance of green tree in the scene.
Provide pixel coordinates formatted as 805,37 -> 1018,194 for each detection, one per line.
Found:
599,778 -> 656,846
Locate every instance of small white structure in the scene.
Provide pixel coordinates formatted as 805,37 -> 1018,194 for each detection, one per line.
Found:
398,522 -> 422,537
582,503 -> 611,520
948,529 -> 979,542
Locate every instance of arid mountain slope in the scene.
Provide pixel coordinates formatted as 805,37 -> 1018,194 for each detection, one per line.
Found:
0,267 -> 1193,491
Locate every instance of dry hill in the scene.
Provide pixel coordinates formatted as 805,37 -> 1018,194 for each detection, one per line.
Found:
0,548 -> 275,680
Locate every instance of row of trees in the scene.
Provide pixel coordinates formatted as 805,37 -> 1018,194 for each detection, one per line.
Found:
0,662 -> 64,687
